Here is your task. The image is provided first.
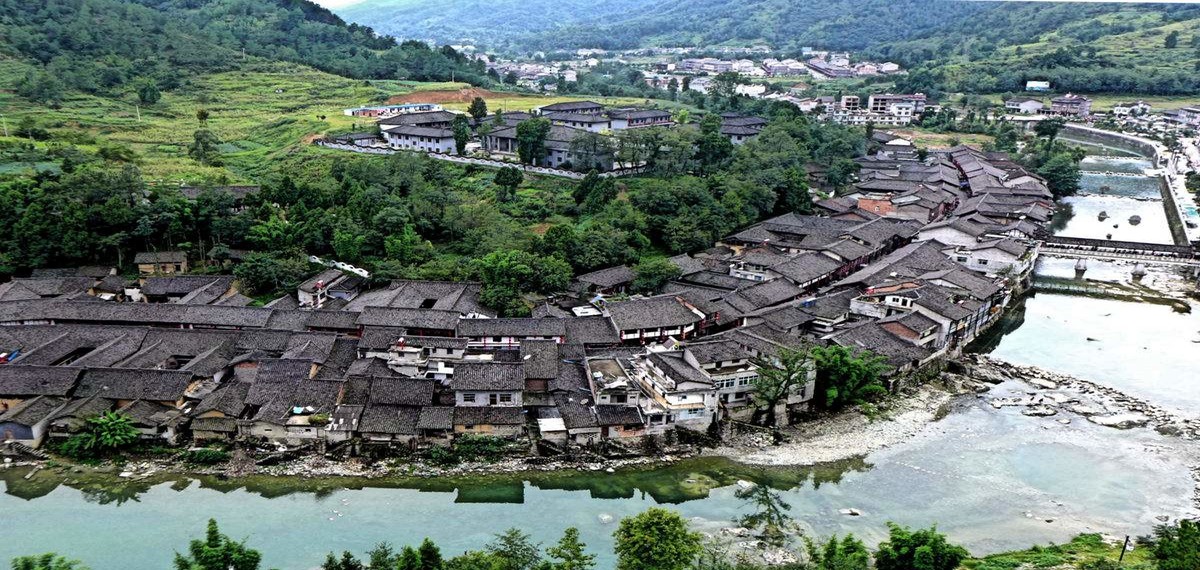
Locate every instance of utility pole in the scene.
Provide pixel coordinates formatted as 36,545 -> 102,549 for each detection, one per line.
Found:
0,114 -> 7,137
1117,535 -> 1130,564
135,104 -> 141,122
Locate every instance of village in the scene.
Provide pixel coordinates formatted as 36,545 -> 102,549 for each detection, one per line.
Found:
0,124 -> 1057,466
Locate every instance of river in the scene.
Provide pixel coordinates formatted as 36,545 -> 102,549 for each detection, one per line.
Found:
4,144 -> 1198,570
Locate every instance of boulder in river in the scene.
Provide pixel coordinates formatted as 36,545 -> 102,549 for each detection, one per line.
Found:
1088,414 -> 1150,429
1023,405 -> 1058,417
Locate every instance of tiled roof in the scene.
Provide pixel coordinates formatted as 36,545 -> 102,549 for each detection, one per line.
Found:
452,363 -> 525,391
75,368 -> 192,401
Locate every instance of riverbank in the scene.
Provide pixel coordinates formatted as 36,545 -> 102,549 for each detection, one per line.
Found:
708,381 -> 967,467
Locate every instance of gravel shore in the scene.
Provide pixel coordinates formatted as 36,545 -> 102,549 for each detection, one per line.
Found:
707,383 -> 961,466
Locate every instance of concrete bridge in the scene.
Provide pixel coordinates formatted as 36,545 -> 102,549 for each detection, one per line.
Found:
1038,235 -> 1200,268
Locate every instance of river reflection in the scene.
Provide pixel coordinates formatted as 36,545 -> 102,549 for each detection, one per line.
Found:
4,387 -> 1196,570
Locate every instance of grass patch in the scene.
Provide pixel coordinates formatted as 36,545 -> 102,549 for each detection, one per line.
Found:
964,534 -> 1155,570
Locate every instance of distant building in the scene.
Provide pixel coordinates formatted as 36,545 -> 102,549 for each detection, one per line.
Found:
1025,81 -> 1051,92
1112,101 -> 1152,117
135,251 -> 188,276
1004,98 -> 1044,115
1049,93 -> 1092,117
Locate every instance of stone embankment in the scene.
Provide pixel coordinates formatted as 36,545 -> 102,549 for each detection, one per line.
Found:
959,354 -> 1200,439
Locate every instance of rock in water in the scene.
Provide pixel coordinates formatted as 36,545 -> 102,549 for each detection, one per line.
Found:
1023,405 -> 1058,417
598,513 -> 615,524
1088,414 -> 1150,429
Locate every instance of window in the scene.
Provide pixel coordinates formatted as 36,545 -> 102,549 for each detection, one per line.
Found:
978,259 -> 989,266
498,393 -> 513,404
611,394 -> 628,404
462,393 -> 476,403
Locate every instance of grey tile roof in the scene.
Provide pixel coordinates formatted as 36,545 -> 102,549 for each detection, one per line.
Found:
563,316 -> 620,346
452,363 -> 525,391
607,296 -> 704,331
368,378 -> 436,406
417,406 -> 453,430
359,404 -> 421,435
75,368 -> 193,401
0,395 -> 67,425
355,307 -> 461,331
0,366 -> 81,396
520,340 -> 560,379
575,265 -> 636,288
453,406 -> 524,426
134,251 -> 187,264
456,318 -> 566,338
595,405 -> 643,426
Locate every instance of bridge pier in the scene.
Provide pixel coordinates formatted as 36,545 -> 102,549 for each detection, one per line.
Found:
1074,258 -> 1087,279
1132,263 -> 1147,282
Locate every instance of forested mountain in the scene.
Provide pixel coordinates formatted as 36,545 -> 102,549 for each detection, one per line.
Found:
338,0 -> 1200,95
0,0 -> 491,105
339,0 -> 991,52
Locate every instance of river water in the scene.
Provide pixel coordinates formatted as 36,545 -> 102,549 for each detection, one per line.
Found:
4,145 -> 1198,570
1055,153 -> 1175,245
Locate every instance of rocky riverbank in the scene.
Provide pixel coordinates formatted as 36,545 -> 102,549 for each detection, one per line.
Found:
707,381 -> 970,467
960,354 -> 1200,439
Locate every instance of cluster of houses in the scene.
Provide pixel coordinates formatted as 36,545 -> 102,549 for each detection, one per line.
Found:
829,93 -> 930,126
1,144 -> 1052,454
334,101 -> 769,172
1003,93 -> 1094,118
668,51 -> 901,81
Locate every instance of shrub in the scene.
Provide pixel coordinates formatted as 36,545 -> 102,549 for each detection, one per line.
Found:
308,413 -> 331,427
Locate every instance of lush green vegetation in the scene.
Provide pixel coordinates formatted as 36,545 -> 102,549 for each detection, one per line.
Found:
0,86 -> 861,314
59,412 -> 142,459
1,0 -> 492,104
20,512 -> 1197,570
812,345 -> 890,411
340,0 -> 990,53
174,519 -> 262,570
342,1 -> 1200,96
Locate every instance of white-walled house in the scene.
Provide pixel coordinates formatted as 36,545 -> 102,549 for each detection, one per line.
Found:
382,125 -> 457,154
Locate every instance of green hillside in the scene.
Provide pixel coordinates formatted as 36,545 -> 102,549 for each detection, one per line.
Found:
338,0 -> 1200,95
0,0 -> 492,109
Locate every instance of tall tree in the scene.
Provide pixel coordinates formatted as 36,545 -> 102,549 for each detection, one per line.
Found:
1037,153 -> 1081,198
812,345 -> 890,410
613,509 -> 702,570
468,97 -> 489,121
1154,519 -> 1200,570
544,527 -> 596,570
1033,117 -> 1066,142
188,129 -> 224,167
417,538 -> 443,570
568,132 -> 614,172
173,519 -> 262,570
485,529 -> 541,570
451,115 -> 472,155
749,344 -> 814,427
631,258 -> 681,294
493,167 -> 524,202
136,78 -> 160,105
516,118 -> 552,165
